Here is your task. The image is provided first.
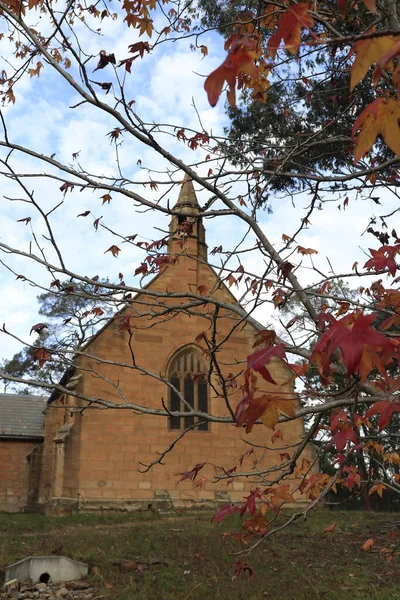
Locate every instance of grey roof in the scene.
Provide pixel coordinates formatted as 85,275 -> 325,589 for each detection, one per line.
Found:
0,394 -> 47,439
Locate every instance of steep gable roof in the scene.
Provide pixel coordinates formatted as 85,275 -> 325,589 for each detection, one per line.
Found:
0,394 -> 46,439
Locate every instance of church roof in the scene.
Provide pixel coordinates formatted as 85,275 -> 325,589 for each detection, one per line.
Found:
173,176 -> 201,215
0,394 -> 46,439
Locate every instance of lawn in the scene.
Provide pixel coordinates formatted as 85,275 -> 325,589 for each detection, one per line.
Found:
1,509 -> 400,600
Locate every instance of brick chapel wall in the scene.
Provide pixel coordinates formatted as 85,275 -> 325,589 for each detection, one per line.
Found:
0,439 -> 39,512
53,255 -> 312,507
37,403 -> 64,504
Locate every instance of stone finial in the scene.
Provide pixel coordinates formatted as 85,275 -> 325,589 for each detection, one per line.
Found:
173,176 -> 200,215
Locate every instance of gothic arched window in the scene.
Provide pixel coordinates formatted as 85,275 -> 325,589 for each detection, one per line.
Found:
168,348 -> 208,431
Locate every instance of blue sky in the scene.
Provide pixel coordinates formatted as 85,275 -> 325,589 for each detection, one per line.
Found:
1,7 -> 399,364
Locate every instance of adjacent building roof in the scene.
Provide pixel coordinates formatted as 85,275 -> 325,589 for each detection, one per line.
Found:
0,394 -> 47,439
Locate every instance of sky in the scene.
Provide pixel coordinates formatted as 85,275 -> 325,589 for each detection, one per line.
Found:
0,4 -> 399,365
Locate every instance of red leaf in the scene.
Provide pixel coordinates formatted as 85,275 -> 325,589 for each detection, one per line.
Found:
364,245 -> 400,277
247,343 -> 286,384
77,211 -> 91,217
211,504 -> 241,524
234,559 -> 254,577
337,0 -> 346,17
310,311 -> 395,380
135,262 -> 148,276
118,315 -> 133,334
366,400 -> 400,430
30,323 -> 48,335
334,426 -> 357,452
177,462 -> 206,483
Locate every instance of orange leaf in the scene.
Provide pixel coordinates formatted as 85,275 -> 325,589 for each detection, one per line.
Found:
204,36 -> 259,107
267,4 -> 314,59
32,347 -> 52,368
105,245 -> 121,257
369,483 -> 385,498
350,31 -> 396,91
323,522 -> 336,534
297,245 -> 318,255
336,302 -> 350,317
373,39 -> 400,91
362,0 -> 376,12
362,538 -> 375,551
352,98 -> 400,162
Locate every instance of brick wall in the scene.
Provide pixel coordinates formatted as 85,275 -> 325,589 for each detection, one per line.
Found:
0,439 -> 40,512
37,253 -> 314,510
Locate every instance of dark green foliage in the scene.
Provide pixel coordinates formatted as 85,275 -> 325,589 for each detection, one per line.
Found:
0,281 -> 112,393
198,0 -> 396,196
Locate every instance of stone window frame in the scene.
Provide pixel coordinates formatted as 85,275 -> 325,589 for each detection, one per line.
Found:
167,346 -> 209,432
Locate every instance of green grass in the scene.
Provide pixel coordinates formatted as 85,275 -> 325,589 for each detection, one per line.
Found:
1,509 -> 400,599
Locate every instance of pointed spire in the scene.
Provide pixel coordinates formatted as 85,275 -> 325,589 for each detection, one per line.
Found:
174,176 -> 200,215
168,175 -> 207,261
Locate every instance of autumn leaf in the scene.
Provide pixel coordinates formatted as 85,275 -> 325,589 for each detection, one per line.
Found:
138,17 -> 153,37
236,385 -> 296,432
30,323 -> 48,335
31,347 -> 52,368
263,484 -> 295,507
267,4 -> 314,59
105,245 -> 121,257
337,0 -> 346,18
17,217 -> 31,225
362,0 -> 377,12
297,245 -> 318,255
366,400 -> 400,430
375,39 -> 400,92
101,194 -> 112,205
197,285 -> 209,295
135,262 -> 148,276
177,462 -> 205,483
60,182 -> 74,195
271,429 -> 283,443
352,98 -> 400,162
323,522 -> 336,534
107,127 -> 123,142
204,34 -> 260,107
349,31 -> 395,91
369,483 -> 385,498
362,538 -> 375,551
118,315 -> 133,334
252,329 -> 276,349
128,41 -> 151,58
335,426 -> 358,452
310,311 -> 395,381
77,211 -> 90,217
28,61 -> 43,78
247,343 -> 286,384
364,245 -> 400,277
211,504 -> 241,524
335,302 -> 350,317
92,217 -> 102,231
94,50 -> 116,71
92,81 -> 112,94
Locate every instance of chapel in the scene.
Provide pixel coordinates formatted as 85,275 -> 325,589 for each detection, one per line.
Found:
0,179 -> 313,513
